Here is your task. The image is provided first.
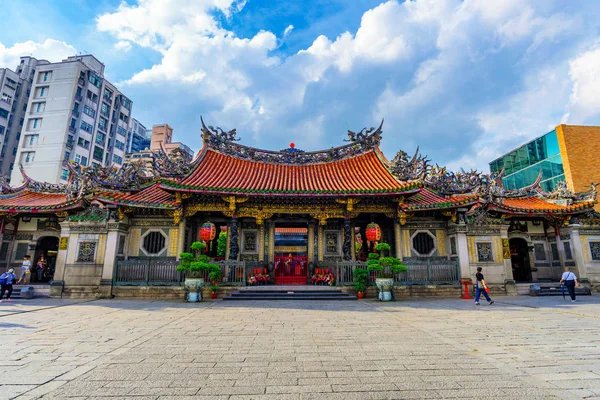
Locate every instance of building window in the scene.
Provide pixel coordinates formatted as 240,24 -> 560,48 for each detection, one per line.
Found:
113,155 -> 123,164
35,102 -> 45,113
101,103 -> 109,117
77,138 -> 90,149
43,71 -> 52,81
122,98 -> 131,110
81,156 -> 88,166
64,151 -> 71,160
115,140 -> 124,150
61,169 -> 69,180
83,105 -> 96,118
450,237 -> 457,255
39,87 -> 47,97
93,146 -> 103,161
25,134 -> 38,147
242,231 -> 258,253
550,243 -> 560,261
324,231 -> 340,255
533,243 -> 546,261
589,242 -> 600,261
98,117 -> 108,131
80,121 -> 93,133
103,88 -> 113,101
1,93 -> 12,104
563,241 -> 573,260
96,132 -> 106,144
476,242 -> 494,262
142,231 -> 166,255
22,151 -> 35,164
0,125 -> 5,134
117,126 -> 127,136
412,231 -> 436,256
77,241 -> 97,262
0,109 -> 9,119
88,72 -> 102,88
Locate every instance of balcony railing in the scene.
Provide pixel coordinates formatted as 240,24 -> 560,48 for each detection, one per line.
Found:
66,141 -> 74,150
71,110 -> 80,118
78,77 -> 85,86
75,93 -> 83,102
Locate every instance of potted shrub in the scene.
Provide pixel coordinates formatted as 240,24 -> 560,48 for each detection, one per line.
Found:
177,241 -> 220,302
367,242 -> 407,301
353,268 -> 368,299
208,267 -> 223,300
209,284 -> 219,299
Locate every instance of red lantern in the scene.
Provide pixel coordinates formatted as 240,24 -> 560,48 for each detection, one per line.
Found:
200,222 -> 216,242
365,222 -> 381,243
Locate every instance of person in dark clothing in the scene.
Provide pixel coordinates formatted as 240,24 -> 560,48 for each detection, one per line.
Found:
0,268 -> 17,302
560,267 -> 579,303
475,267 -> 494,306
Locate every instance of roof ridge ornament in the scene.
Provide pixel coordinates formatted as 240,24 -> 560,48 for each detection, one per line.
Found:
199,116 -> 384,165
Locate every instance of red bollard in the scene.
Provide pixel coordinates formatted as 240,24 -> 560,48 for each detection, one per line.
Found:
460,278 -> 474,299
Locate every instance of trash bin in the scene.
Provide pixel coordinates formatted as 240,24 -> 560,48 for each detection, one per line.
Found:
21,286 -> 34,299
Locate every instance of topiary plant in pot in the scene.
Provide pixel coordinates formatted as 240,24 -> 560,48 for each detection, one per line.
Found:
177,241 -> 221,302
353,268 -> 369,299
367,242 -> 407,301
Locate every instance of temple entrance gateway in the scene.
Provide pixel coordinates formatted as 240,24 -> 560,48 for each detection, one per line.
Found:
510,238 -> 532,282
274,226 -> 308,285
34,236 -> 59,283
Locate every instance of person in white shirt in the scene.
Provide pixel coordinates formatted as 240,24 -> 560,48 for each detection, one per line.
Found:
560,267 -> 579,303
16,255 -> 31,285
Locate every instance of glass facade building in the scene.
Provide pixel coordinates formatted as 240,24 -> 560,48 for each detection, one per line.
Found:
489,130 -> 565,193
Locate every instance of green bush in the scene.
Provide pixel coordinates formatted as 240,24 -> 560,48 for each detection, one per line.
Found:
353,268 -> 369,293
177,241 -> 221,279
217,231 -> 227,257
366,242 -> 407,278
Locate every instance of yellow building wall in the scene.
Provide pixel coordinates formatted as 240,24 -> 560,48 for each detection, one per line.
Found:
556,124 -> 600,211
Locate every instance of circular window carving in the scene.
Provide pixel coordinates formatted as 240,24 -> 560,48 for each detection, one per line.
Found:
412,231 -> 436,256
142,231 -> 166,255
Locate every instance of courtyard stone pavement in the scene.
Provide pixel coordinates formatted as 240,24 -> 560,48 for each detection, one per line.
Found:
1,295 -> 600,400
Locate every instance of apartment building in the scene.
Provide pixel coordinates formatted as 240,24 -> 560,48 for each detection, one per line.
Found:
11,55 -> 133,185
0,57 -> 49,182
126,118 -> 150,153
149,123 -> 193,160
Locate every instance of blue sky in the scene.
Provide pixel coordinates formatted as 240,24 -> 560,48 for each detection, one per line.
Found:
2,0 -> 600,171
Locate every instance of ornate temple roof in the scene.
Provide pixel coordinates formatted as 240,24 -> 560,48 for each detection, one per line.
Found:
402,189 -> 479,211
94,184 -> 176,209
0,190 -> 81,212
162,147 -> 420,197
0,118 -> 595,218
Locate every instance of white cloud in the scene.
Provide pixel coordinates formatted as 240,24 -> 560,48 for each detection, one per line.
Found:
283,25 -> 294,37
565,45 -> 600,122
95,0 -> 600,170
114,40 -> 133,52
0,39 -> 76,69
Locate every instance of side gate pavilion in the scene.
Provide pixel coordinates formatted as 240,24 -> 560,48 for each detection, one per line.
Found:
0,119 -> 599,298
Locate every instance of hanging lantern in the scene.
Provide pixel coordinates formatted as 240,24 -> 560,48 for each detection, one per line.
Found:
365,222 -> 381,243
200,222 -> 216,242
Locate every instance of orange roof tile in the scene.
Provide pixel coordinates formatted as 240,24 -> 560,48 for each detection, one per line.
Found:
493,197 -> 595,214
402,188 -> 479,210
162,149 -> 418,196
95,184 -> 176,208
0,191 -> 79,212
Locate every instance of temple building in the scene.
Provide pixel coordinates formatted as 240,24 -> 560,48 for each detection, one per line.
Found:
0,119 -> 598,298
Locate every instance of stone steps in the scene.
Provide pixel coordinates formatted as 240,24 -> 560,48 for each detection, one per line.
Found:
528,283 -> 592,296
223,287 -> 356,300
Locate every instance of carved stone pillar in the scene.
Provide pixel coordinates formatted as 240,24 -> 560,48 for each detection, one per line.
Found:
318,225 -> 324,262
50,221 -> 70,298
258,223 -> 265,262
343,216 -> 351,261
308,222 -> 315,263
394,221 -> 402,260
228,216 -> 239,261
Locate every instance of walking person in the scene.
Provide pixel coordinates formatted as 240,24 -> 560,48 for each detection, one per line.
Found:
16,255 -> 31,285
36,255 -> 47,283
0,268 -> 17,302
560,267 -> 579,303
475,267 -> 494,305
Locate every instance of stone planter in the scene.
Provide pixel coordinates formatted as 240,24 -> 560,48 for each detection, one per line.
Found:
375,278 -> 394,301
184,278 -> 204,302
